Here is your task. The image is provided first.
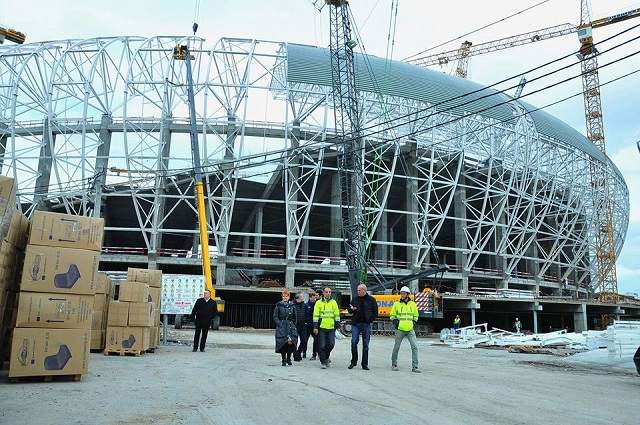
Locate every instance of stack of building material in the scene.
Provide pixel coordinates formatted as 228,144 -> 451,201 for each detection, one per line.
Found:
8,211 -> 104,381
127,267 -> 162,350
0,178 -> 29,358
607,321 -> 640,359
105,267 -> 161,355
90,272 -> 113,351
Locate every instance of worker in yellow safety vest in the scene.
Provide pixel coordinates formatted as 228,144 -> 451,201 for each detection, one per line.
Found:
390,286 -> 420,373
313,287 -> 340,369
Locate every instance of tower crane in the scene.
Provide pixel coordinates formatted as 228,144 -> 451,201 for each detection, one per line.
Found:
0,27 -> 26,44
406,1 -> 640,302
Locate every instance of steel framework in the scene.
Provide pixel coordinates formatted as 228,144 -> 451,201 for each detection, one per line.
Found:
0,36 -> 629,294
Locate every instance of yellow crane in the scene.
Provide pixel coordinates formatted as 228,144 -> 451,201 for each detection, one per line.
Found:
406,1 -> 640,303
0,27 -> 26,44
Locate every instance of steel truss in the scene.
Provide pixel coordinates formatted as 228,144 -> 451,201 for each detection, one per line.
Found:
0,37 -> 629,292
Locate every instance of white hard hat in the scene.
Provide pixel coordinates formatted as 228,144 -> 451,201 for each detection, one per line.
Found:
400,286 -> 411,293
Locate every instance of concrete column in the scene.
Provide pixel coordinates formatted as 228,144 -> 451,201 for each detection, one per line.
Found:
216,257 -> 226,287
471,307 -> 476,326
329,172 -> 341,259
533,310 -> 538,334
34,118 -> 55,210
93,114 -> 112,218
389,227 -> 395,266
574,303 -> 588,332
254,206 -> 263,258
285,261 -> 295,289
405,147 -> 419,292
0,123 -> 7,173
301,221 -> 309,260
454,174 -> 469,294
375,211 -> 388,265
242,236 -> 250,255
152,116 -> 171,255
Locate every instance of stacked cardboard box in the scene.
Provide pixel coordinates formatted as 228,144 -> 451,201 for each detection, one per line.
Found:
105,268 -> 162,354
8,211 -> 104,379
90,272 -> 113,351
0,177 -> 28,358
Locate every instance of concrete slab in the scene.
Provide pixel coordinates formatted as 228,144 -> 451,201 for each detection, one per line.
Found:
0,329 -> 638,425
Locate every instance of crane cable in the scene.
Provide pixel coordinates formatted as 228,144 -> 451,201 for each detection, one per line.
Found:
193,0 -> 201,35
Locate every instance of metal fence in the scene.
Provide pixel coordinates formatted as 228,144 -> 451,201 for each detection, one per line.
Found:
220,303 -> 276,329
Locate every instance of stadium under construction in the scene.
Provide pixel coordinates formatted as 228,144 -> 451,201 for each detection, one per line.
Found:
1,36 -> 638,331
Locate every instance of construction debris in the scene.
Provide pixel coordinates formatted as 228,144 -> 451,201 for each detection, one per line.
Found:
440,320 -> 640,357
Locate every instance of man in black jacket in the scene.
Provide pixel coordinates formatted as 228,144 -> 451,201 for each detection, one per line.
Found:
292,293 -> 306,361
190,290 -> 218,352
348,284 -> 378,370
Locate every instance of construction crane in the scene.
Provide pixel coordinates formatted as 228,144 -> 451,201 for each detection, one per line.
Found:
325,0 -> 368,299
172,34 -> 215,298
325,0 -> 447,301
407,7 -> 640,78
0,27 -> 26,44
406,1 -> 640,302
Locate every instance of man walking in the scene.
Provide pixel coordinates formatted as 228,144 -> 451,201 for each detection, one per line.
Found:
190,290 -> 218,352
348,284 -> 378,370
390,286 -> 421,373
303,290 -> 320,360
453,314 -> 461,333
292,293 -> 306,361
313,287 -> 340,369
514,317 -> 522,333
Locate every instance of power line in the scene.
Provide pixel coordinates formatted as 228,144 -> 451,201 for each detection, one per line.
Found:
403,0 -> 555,61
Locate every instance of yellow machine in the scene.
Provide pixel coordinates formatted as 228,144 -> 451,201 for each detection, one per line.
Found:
173,40 -> 224,323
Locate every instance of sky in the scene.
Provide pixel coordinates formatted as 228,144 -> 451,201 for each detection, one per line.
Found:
2,0 -> 640,293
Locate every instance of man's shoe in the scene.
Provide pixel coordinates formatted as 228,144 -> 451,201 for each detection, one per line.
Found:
348,363 -> 355,369
200,349 -> 205,352
287,360 -> 293,366
412,368 -> 422,373
310,355 -> 317,361
362,365 -> 370,370
321,363 -> 327,369
392,365 -> 399,371
192,348 -> 197,352
303,353 -> 306,359
282,360 -> 287,367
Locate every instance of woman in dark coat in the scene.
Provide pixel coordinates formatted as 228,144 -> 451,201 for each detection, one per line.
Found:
273,289 -> 298,366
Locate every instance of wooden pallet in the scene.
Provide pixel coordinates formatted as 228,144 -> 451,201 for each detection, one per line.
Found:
104,349 -> 145,357
8,374 -> 82,383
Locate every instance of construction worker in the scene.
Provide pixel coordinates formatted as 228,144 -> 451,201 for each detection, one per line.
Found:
390,286 -> 420,373
313,287 -> 340,369
190,290 -> 218,352
514,317 -> 522,333
348,284 -> 378,370
303,290 -> 320,360
453,314 -> 461,333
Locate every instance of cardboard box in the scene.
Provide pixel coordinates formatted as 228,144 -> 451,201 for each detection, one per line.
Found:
107,301 -> 128,327
148,287 -> 160,307
127,302 -> 154,327
105,326 -> 149,353
20,245 -> 99,295
127,268 -> 162,288
91,310 -> 105,330
0,177 -> 17,241
95,272 -> 111,294
28,211 -> 104,252
93,293 -> 107,312
118,282 -> 149,303
90,329 -> 104,351
9,328 -> 90,377
5,211 -> 29,250
15,292 -> 94,329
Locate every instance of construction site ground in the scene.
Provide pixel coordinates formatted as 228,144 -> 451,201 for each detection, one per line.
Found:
1,328 -> 637,425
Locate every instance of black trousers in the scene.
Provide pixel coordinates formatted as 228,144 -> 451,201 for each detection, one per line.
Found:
318,329 -> 335,364
280,343 -> 294,361
194,323 -> 209,351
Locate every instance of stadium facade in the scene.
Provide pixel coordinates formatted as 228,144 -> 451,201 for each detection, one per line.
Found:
0,36 -> 635,329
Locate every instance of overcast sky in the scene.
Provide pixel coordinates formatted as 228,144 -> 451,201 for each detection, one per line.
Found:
3,0 -> 640,293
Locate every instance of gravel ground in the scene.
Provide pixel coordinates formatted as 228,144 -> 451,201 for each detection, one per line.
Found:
0,328 -> 638,425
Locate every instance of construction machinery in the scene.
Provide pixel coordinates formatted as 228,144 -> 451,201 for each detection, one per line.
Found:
324,1 -> 447,333
0,27 -> 26,44
406,1 -> 640,303
172,35 -> 225,326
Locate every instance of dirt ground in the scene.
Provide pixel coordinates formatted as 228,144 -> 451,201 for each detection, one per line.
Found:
0,328 -> 638,425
